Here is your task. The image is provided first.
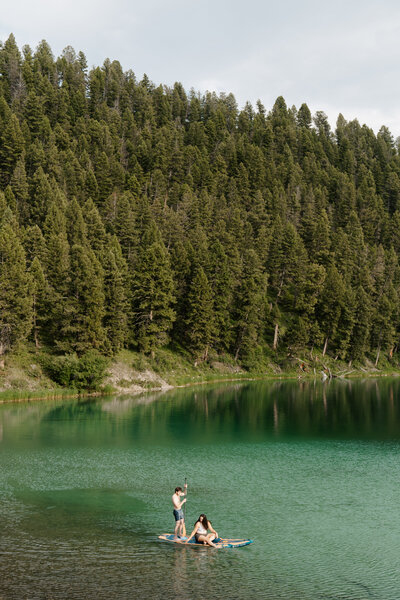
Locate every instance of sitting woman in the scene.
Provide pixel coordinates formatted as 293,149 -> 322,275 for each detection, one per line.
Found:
186,514 -> 218,547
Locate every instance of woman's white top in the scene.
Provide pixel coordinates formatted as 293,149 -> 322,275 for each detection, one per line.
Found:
197,522 -> 207,535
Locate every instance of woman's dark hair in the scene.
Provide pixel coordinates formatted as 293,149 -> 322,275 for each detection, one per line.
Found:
195,514 -> 209,529
175,487 -> 183,493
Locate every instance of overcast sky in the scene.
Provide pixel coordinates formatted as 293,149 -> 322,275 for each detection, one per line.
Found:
2,0 -> 400,136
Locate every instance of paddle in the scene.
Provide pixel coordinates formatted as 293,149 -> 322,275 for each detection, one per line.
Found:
182,477 -> 187,536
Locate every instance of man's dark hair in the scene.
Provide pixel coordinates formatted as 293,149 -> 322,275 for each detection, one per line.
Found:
175,486 -> 183,493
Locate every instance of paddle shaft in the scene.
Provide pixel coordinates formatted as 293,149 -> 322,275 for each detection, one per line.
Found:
183,477 -> 187,536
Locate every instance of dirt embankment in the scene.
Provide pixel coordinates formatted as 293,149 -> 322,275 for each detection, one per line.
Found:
104,361 -> 173,395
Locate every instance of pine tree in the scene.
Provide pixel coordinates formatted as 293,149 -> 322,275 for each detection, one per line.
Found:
95,152 -> 113,203
65,197 -> 87,247
348,286 -> 372,361
184,266 -> 216,361
370,292 -> 396,366
85,168 -> 100,202
170,239 -> 192,341
132,222 -> 176,355
59,244 -> 106,354
0,223 -> 32,353
24,90 -> 45,137
10,156 -> 30,223
0,192 -> 7,222
297,103 -> 312,129
103,236 -> 130,352
0,113 -> 24,185
112,191 -> 138,265
82,197 -> 107,256
29,256 -> 49,348
312,209 -> 332,266
208,239 -> 234,350
0,34 -> 22,102
23,224 -> 47,265
233,249 -> 267,364
4,186 -> 17,215
30,166 -> 54,224
315,265 -> 347,356
42,202 -> 71,345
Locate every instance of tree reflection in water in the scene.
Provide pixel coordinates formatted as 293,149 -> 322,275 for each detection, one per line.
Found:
1,378 -> 400,446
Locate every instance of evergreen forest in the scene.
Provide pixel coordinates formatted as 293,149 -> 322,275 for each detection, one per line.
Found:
1,33 -> 400,375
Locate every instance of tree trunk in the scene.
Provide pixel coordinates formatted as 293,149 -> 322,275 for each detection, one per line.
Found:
322,337 -> 328,356
234,331 -> 243,361
375,346 -> 380,367
273,323 -> 279,350
33,303 -> 39,349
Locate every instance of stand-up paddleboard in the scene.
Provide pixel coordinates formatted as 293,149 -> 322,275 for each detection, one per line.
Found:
158,534 -> 253,548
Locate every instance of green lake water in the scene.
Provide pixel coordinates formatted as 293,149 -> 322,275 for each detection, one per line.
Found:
1,379 -> 400,599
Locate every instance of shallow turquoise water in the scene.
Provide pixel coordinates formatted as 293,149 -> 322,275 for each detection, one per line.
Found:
1,379 -> 400,599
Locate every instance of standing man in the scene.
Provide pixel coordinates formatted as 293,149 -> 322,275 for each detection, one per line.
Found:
172,483 -> 187,540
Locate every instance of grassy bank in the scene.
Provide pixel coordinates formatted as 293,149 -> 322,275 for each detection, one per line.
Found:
122,345 -> 400,385
0,388 -> 85,404
0,344 -> 399,403
0,346 -> 107,403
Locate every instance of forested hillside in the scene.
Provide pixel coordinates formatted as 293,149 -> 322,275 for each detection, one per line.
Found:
1,33 -> 400,371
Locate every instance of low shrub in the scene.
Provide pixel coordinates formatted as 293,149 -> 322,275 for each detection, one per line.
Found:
43,350 -> 109,390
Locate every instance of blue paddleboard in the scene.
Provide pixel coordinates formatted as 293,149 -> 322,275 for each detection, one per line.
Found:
158,534 -> 253,548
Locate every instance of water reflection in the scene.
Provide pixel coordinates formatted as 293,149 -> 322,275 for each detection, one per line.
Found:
1,378 -> 400,446
169,541 -> 226,599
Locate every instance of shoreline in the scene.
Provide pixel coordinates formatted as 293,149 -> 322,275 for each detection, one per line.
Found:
0,389 -> 105,405
1,345 -> 399,405
0,374 -> 273,405
0,368 -> 399,405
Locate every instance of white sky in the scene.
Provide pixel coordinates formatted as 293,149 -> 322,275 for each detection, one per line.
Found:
2,0 -> 400,136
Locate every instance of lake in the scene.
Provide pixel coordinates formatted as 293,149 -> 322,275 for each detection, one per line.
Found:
1,379 -> 400,599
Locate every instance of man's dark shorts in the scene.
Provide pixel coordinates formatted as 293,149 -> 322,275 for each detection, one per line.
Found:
173,508 -> 184,521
